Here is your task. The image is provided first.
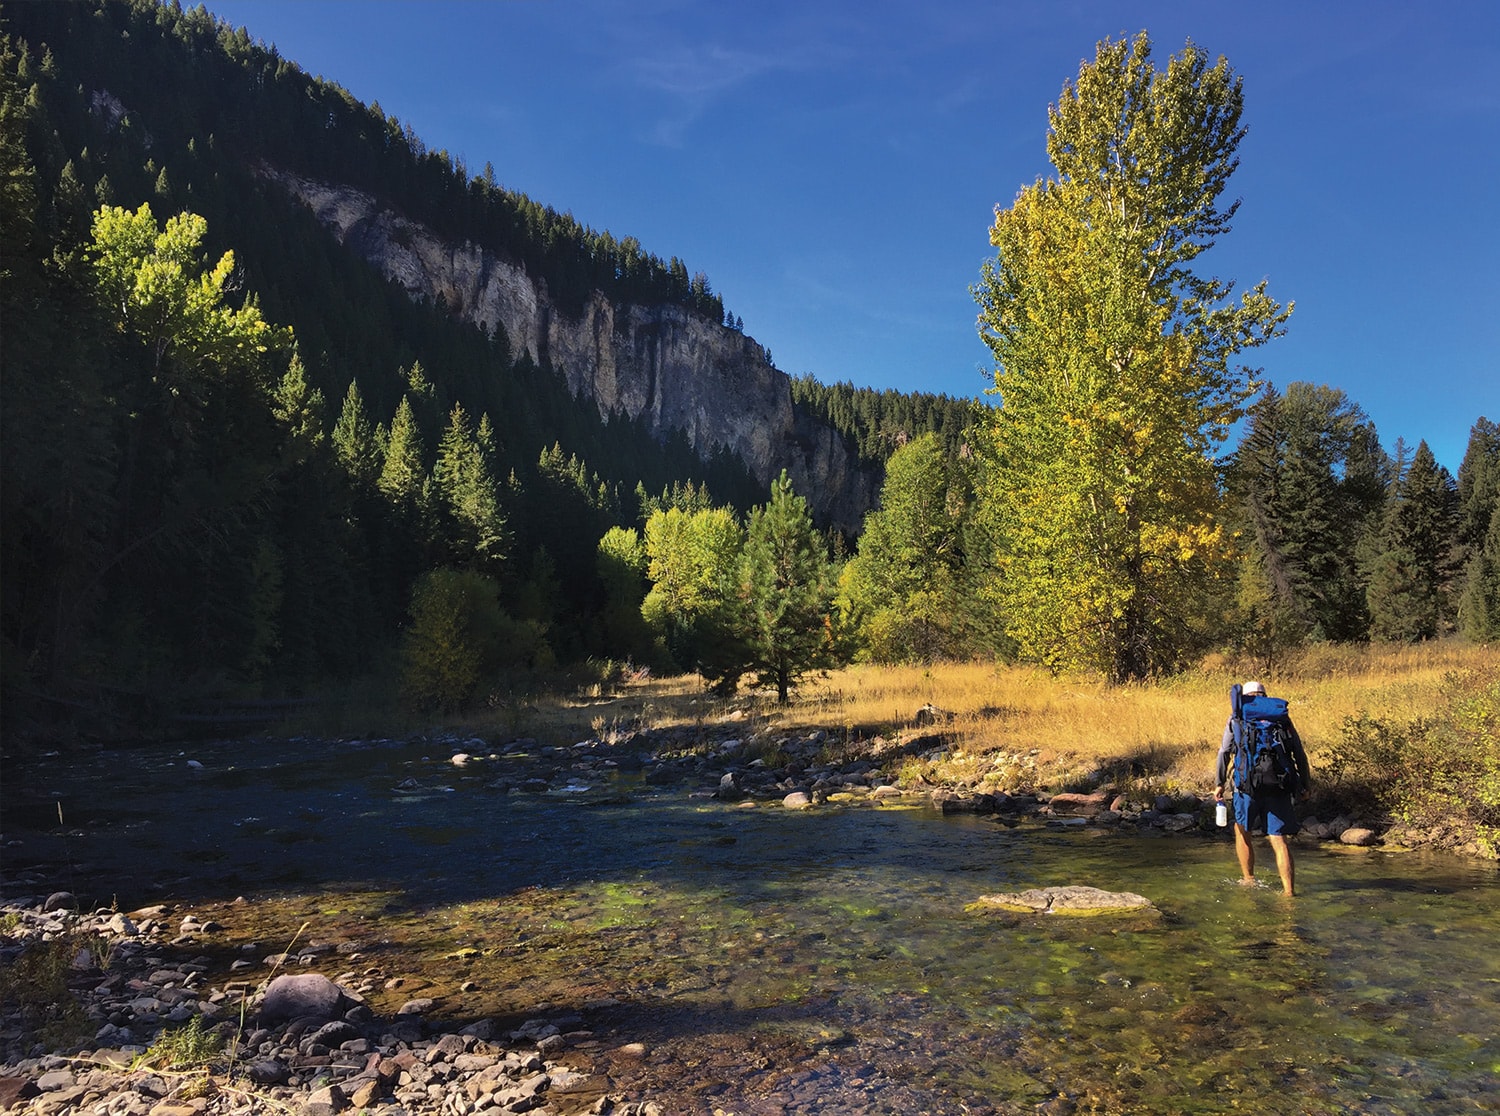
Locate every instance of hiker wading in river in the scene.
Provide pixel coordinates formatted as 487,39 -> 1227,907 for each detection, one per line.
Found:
1214,680 -> 1312,896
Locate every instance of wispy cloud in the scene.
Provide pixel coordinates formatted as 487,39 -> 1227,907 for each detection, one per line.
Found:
624,40 -> 792,146
586,5 -> 866,146
628,41 -> 787,99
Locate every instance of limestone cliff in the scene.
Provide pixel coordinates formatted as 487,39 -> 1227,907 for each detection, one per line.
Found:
264,169 -> 880,532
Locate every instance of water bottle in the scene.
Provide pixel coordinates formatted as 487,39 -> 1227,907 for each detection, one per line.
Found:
1215,799 -> 1228,827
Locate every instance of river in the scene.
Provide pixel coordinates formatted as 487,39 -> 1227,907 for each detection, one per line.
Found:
3,735 -> 1497,1114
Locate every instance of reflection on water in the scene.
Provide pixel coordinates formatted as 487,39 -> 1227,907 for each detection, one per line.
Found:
4,737 -> 1498,1114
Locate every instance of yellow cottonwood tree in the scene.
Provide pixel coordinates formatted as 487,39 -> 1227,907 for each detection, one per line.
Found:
973,33 -> 1290,681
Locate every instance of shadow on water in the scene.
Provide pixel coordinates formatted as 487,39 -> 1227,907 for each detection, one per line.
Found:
3,736 -> 1049,912
3,736 -> 1499,1114
1313,874 -> 1478,896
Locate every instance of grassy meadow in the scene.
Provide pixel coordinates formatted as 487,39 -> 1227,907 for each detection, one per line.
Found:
422,640 -> 1494,794
296,639 -> 1496,854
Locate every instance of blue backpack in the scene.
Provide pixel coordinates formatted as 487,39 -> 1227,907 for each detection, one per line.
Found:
1230,684 -> 1296,795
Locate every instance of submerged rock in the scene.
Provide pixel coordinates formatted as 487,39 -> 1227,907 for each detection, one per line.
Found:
972,885 -> 1156,915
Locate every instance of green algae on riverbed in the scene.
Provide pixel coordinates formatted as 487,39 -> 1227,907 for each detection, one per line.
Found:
167,831 -> 1499,1114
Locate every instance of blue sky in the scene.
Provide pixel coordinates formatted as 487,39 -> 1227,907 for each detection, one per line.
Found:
204,0 -> 1497,473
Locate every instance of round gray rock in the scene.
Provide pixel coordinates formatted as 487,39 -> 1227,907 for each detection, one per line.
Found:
259,973 -> 348,1023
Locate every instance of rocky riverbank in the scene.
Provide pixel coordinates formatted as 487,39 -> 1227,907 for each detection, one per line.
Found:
0,890 -> 669,1116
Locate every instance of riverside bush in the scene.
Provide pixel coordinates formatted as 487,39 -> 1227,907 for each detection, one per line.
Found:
135,1014 -> 222,1071
0,937 -> 92,1046
1326,667 -> 1500,855
400,568 -> 547,712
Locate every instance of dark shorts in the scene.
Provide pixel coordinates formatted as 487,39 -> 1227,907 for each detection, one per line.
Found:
1234,790 -> 1299,836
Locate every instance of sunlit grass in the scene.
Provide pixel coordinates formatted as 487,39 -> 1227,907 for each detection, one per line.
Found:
287,641 -> 1496,798
514,641 -> 1498,795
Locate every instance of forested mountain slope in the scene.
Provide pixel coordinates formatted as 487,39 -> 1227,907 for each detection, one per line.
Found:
0,0 -> 969,717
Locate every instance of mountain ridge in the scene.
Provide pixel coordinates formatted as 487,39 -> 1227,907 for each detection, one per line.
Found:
263,166 -> 881,532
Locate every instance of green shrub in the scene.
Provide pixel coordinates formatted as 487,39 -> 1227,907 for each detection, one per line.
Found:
0,937 -> 93,1047
1326,666 -> 1500,852
400,568 -> 537,713
135,1015 -> 222,1070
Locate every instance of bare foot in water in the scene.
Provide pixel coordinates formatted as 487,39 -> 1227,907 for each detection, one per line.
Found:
1238,877 -> 1257,887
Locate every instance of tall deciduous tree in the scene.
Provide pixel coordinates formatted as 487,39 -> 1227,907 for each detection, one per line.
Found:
640,505 -> 744,675
973,33 -> 1290,681
399,567 -> 508,713
83,203 -> 293,676
841,433 -> 969,662
89,203 -> 286,541
596,526 -> 657,665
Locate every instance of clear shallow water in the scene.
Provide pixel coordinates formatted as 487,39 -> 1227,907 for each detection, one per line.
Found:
4,737 -> 1498,1114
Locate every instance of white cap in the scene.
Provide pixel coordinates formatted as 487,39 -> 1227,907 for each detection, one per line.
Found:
1242,680 -> 1266,697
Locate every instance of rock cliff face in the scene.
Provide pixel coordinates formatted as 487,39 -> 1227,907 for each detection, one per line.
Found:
265,169 -> 880,532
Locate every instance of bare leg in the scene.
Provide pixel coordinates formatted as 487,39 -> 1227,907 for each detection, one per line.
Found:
1268,834 -> 1296,896
1233,823 -> 1256,884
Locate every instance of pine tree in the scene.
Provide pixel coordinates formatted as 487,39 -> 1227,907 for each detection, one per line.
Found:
1457,418 -> 1500,556
378,396 -> 426,507
0,57 -> 118,682
402,360 -> 442,447
739,471 -> 838,702
1228,383 -> 1387,645
332,380 -> 381,491
1459,512 -> 1500,642
272,351 -> 327,466
1367,441 -> 1460,641
433,402 -> 509,575
1457,418 -> 1500,640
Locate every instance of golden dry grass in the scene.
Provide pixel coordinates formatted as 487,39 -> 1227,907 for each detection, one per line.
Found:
321,639 -> 1498,802
503,640 -> 1497,796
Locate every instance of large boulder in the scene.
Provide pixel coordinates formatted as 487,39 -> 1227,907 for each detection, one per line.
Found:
1046,792 -> 1111,818
932,790 -> 998,815
258,973 -> 352,1024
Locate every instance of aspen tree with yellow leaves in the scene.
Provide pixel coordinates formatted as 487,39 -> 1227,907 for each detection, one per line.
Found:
973,33 -> 1291,682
